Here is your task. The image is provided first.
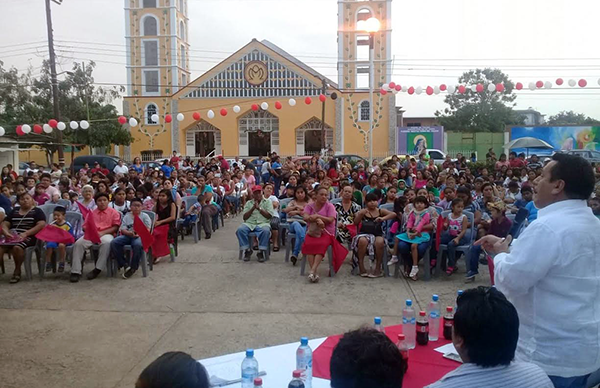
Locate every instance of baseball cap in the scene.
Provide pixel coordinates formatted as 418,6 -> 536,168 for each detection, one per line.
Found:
252,185 -> 263,193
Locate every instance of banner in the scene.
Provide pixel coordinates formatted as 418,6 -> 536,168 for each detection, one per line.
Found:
397,126 -> 444,155
510,126 -> 600,155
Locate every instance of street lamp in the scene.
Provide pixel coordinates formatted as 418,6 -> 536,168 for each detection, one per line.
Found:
358,17 -> 381,166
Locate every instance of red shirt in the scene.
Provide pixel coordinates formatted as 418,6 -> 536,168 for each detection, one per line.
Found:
327,168 -> 339,186
509,158 -> 525,169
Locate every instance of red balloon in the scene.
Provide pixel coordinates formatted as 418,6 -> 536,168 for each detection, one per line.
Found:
535,81 -> 543,88
476,84 -> 484,93
48,119 -> 58,128
319,94 -> 327,103
305,97 -> 312,105
192,112 -> 201,120
394,84 -> 402,92
458,85 -> 466,94
426,86 -> 434,95
33,124 -> 43,134
16,125 -> 24,136
496,83 -> 505,92
118,116 -> 127,125
380,88 -> 388,95
389,82 -> 396,89
440,84 -> 447,91
408,87 -> 415,95
515,82 -> 523,90
165,114 -> 172,123
251,104 -> 259,111
275,101 -> 282,110
220,108 -> 228,116
556,78 -> 564,86
578,79 -> 587,87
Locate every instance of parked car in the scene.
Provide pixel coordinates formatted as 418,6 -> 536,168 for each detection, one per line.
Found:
561,149 -> 600,164
71,155 -> 120,174
335,154 -> 367,167
18,162 -> 29,175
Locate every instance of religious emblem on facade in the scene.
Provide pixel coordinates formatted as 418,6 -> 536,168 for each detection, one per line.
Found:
244,61 -> 268,86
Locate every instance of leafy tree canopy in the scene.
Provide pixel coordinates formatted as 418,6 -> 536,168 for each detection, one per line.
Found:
546,110 -> 600,126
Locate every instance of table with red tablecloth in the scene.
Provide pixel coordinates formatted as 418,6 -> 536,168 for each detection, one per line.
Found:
312,323 -> 460,388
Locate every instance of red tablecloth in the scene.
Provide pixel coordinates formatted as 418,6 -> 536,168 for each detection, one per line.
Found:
312,323 -> 460,388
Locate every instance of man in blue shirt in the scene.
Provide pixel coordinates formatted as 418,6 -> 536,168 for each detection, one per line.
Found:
160,159 -> 173,179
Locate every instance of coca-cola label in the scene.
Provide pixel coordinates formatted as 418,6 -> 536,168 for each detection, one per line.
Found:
420,325 -> 427,333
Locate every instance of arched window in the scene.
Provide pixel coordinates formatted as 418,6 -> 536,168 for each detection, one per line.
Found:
179,21 -> 185,40
143,0 -> 156,8
359,100 -> 370,121
180,44 -> 186,69
356,8 -> 372,22
142,15 -> 158,36
145,103 -> 158,125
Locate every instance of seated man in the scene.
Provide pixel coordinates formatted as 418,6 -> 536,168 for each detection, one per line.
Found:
236,185 -> 272,263
331,327 -> 405,388
70,192 -> 121,283
425,287 -> 553,388
193,175 -> 218,239
110,198 -> 152,279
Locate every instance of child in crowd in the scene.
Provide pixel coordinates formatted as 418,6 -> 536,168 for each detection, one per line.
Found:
440,198 -> 469,275
503,181 -> 522,204
589,197 -> 600,220
512,186 -> 533,211
44,206 -> 74,273
437,187 -> 455,210
381,186 -> 397,205
109,187 -> 131,216
182,194 -> 202,230
352,181 -> 363,206
393,196 -> 431,281
67,192 -> 80,212
33,183 -> 50,205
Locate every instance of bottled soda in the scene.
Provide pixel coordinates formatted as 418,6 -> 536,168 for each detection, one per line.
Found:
428,294 -> 440,341
402,299 -> 416,349
296,337 -> 313,388
443,306 -> 454,340
373,317 -> 384,333
396,334 -> 409,374
241,349 -> 259,388
288,370 -> 306,388
253,377 -> 263,387
416,311 -> 429,345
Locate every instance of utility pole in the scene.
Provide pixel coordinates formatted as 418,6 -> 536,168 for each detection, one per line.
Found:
320,78 -> 327,156
45,0 -> 65,164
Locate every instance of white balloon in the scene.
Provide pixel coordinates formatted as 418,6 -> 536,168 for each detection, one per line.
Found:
176,113 -> 185,122
382,83 -> 390,91
0,127 -> 5,136
233,105 -> 241,113
568,79 -> 576,87
69,121 -> 78,130
401,85 -> 408,92
57,121 -> 66,131
597,78 -> 600,86
289,98 -> 297,107
207,110 -> 215,119
470,85 -> 478,92
22,124 -> 31,134
415,86 -> 423,95
80,120 -> 89,129
261,102 -> 269,110
43,124 -> 52,133
544,81 -> 552,89
527,82 -> 535,90
129,118 -> 138,127
447,85 -> 456,94
487,84 -> 496,92
151,114 -> 159,122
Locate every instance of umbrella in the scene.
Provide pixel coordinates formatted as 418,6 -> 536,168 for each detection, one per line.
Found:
505,137 -> 554,156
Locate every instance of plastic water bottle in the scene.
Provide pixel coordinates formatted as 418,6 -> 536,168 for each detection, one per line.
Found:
253,377 -> 263,387
402,299 -> 416,349
288,370 -> 306,388
373,317 -> 384,333
241,349 -> 259,388
396,334 -> 409,374
296,337 -> 313,388
428,294 -> 440,341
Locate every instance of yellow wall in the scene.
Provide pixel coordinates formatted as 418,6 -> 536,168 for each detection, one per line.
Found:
20,147 -> 92,166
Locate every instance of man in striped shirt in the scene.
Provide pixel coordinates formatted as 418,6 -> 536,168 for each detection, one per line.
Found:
426,287 -> 553,388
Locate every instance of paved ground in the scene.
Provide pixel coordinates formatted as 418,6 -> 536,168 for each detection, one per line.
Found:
0,215 -> 490,388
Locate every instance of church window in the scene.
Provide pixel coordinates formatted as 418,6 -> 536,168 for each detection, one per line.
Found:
143,40 -> 159,66
142,15 -> 158,36
143,0 -> 156,8
359,100 -> 370,121
145,103 -> 158,124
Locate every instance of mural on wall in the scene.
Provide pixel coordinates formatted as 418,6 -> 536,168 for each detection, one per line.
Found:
511,126 -> 600,155
397,127 -> 444,155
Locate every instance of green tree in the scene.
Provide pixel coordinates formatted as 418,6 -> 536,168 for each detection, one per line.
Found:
546,110 -> 600,126
0,60 -> 132,164
435,68 -> 524,132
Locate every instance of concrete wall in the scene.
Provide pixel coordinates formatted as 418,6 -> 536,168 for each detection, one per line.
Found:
446,131 -> 506,159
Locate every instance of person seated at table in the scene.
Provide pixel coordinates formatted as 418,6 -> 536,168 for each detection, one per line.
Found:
425,286 -> 553,388
331,327 -> 405,388
136,351 -> 209,388
0,193 -> 46,283
110,198 -> 152,279
69,192 -> 121,283
237,185 -> 273,263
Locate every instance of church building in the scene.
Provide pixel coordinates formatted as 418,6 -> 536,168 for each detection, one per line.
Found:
123,0 -> 396,160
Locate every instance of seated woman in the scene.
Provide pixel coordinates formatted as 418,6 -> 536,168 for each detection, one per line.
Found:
78,184 -> 97,212
302,186 -> 337,283
153,189 -> 177,263
284,186 -> 309,265
352,193 -> 397,278
335,184 -> 361,247
0,193 -> 46,283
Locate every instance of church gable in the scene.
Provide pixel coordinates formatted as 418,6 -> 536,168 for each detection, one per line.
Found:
182,48 -> 322,99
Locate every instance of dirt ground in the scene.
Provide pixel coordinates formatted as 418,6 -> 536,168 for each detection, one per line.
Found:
0,216 -> 490,388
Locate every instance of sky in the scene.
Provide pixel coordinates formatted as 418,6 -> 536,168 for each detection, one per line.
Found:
1,0 -> 600,119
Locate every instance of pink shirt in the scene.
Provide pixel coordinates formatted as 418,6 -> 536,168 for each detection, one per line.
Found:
92,207 -> 121,232
304,202 -> 337,235
244,174 -> 256,190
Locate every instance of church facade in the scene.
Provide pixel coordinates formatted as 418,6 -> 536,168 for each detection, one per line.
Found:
123,0 -> 396,160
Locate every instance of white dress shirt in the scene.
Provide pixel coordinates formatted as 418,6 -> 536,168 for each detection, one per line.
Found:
494,199 -> 600,377
113,164 -> 129,175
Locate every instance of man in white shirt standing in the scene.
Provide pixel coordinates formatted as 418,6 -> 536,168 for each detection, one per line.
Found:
113,160 -> 129,175
477,153 -> 600,388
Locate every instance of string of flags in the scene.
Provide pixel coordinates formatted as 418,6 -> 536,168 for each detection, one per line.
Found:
1,76 -> 599,135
